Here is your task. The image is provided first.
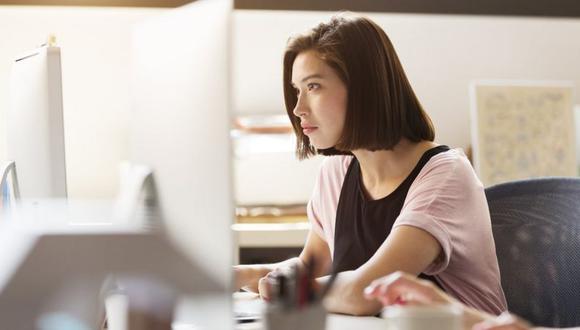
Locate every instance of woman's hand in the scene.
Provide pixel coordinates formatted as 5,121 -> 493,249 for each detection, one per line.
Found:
233,265 -> 270,293
257,269 -> 281,301
364,271 -> 499,329
363,271 -> 453,306
320,270 -> 383,316
256,258 -> 305,301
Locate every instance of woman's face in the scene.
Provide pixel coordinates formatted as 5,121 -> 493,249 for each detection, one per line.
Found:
291,50 -> 348,150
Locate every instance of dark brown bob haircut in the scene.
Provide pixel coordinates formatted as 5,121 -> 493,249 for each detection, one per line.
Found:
283,13 -> 435,160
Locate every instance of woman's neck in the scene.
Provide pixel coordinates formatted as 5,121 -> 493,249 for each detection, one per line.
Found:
352,139 -> 438,199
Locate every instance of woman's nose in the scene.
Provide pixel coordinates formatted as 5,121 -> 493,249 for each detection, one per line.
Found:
293,95 -> 308,118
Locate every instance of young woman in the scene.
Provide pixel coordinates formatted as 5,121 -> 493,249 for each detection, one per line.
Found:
235,12 -> 506,316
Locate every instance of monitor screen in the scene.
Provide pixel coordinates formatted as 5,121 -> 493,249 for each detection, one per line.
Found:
7,44 -> 67,199
130,0 -> 234,323
0,1 -> 234,328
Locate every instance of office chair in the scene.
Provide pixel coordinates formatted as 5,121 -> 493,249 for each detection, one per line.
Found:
486,177 -> 580,328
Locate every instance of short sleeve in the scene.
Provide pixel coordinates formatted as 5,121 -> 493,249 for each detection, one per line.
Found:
306,156 -> 353,244
394,150 -> 480,275
307,178 -> 326,241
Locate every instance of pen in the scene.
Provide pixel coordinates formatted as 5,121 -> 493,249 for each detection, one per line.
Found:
277,273 -> 287,308
298,264 -> 308,308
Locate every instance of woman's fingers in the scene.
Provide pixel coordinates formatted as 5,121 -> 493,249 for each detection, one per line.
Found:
257,263 -> 310,302
257,276 -> 270,301
258,269 -> 282,301
364,271 -> 449,306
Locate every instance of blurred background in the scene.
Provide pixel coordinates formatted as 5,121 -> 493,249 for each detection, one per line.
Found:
1,0 -> 580,262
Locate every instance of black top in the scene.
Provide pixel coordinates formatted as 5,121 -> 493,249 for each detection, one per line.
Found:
332,145 -> 451,284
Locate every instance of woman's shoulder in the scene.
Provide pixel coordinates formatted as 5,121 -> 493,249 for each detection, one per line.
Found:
407,147 -> 485,206
319,155 -> 354,179
416,147 -> 478,183
310,155 -> 354,215
427,147 -> 470,169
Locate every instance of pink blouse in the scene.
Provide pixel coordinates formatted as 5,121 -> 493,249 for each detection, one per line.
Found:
307,148 -> 507,315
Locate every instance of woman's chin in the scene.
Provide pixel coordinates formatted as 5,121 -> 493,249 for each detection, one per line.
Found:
308,137 -> 331,149
311,142 -> 333,150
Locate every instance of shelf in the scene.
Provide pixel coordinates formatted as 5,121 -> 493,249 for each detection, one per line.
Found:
232,222 -> 310,248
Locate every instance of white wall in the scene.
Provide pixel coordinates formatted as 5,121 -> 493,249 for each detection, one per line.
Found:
232,10 -> 580,152
1,7 -> 579,199
0,6 -> 165,198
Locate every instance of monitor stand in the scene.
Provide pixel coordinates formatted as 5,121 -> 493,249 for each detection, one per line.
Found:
113,163 -> 163,232
0,160 -> 21,202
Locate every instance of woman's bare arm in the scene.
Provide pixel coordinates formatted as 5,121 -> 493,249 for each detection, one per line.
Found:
235,228 -> 332,294
322,225 -> 441,315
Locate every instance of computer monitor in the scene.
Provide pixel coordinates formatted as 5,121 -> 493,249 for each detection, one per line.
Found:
5,43 -> 67,200
130,0 -> 234,323
0,0 -> 234,328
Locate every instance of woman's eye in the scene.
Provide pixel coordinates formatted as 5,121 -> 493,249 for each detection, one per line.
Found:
307,83 -> 320,91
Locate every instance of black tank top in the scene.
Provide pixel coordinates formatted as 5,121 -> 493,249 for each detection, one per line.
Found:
332,145 -> 450,285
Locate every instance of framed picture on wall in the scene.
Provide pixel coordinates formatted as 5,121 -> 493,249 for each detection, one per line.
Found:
470,80 -> 577,187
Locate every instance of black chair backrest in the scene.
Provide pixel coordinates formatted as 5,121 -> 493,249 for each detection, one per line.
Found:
485,177 -> 580,327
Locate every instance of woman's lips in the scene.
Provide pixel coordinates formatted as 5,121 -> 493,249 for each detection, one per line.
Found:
302,127 -> 318,135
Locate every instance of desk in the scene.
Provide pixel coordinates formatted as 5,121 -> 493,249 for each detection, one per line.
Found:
233,293 -> 388,330
236,314 -> 388,330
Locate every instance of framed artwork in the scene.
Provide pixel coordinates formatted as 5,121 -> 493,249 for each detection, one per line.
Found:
470,81 -> 576,186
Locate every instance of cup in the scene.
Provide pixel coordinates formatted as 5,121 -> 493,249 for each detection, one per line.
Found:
381,305 -> 462,330
104,293 -> 129,330
264,303 -> 326,330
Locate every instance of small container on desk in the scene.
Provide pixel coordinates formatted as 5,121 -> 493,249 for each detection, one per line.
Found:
264,303 -> 326,330
262,262 -> 329,330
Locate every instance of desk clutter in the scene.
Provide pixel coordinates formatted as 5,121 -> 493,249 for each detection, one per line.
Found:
262,263 -> 330,330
